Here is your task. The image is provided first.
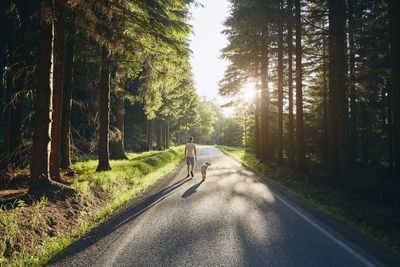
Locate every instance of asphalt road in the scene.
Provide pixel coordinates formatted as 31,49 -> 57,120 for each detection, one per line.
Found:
49,146 -> 385,267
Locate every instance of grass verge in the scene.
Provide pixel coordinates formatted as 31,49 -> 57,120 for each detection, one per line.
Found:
216,145 -> 400,258
0,146 -> 184,266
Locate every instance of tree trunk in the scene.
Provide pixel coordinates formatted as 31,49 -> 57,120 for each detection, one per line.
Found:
295,0 -> 305,170
96,46 -> 111,172
2,84 -> 12,169
151,121 -> 154,150
165,122 -> 169,149
277,0 -> 284,163
146,119 -> 153,151
148,120 -> 154,151
157,121 -> 163,150
110,96 -> 128,159
244,111 -> 247,149
287,0 -> 295,167
163,122 -> 166,149
166,122 -> 168,149
328,0 -> 338,177
322,36 -> 328,164
185,123 -> 188,143
30,0 -> 55,189
60,25 -> 75,170
388,0 -> 400,173
167,124 -> 170,148
348,0 -> 357,167
334,0 -> 349,179
146,120 -> 149,150
260,29 -> 270,161
50,0 -> 66,180
255,84 -> 261,159
13,103 -> 22,167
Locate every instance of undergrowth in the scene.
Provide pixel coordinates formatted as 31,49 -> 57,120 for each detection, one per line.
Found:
0,146 -> 184,266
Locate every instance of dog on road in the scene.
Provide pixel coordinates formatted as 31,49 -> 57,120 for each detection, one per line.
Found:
200,161 -> 211,181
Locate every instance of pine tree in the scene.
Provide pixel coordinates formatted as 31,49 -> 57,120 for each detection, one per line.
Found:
96,44 -> 112,171
60,18 -> 75,170
50,0 -> 67,180
287,0 -> 295,167
333,0 -> 349,179
295,0 -> 305,169
30,0 -> 56,189
277,0 -> 284,163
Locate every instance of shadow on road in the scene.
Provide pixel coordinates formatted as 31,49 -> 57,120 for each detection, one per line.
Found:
47,176 -> 192,266
181,180 -> 204,198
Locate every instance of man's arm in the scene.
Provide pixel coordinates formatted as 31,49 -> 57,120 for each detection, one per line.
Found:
194,146 -> 197,160
184,145 -> 187,157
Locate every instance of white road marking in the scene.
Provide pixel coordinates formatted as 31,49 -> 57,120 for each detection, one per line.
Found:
270,189 -> 378,267
217,147 -> 380,267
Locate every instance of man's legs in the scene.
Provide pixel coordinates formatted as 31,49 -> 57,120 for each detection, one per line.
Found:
186,157 -> 194,177
186,157 -> 190,177
186,157 -> 195,177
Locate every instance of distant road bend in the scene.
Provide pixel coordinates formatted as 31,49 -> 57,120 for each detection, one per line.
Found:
49,146 -> 385,267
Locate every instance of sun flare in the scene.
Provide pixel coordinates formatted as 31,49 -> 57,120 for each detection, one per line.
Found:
241,83 -> 256,103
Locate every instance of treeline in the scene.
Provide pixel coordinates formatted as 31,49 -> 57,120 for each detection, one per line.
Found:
220,0 -> 400,181
0,0 -> 218,192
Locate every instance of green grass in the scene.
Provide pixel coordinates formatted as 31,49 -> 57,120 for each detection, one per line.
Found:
0,146 -> 184,266
216,145 -> 400,257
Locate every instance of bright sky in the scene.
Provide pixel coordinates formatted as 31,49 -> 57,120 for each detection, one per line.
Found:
189,0 -> 230,103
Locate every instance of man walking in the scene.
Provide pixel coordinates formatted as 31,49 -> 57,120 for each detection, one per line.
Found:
185,136 -> 197,178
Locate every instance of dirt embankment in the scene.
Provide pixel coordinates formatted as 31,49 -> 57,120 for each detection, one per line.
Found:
0,169 -> 105,265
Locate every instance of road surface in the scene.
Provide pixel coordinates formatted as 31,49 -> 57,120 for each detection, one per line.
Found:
49,146 -> 384,267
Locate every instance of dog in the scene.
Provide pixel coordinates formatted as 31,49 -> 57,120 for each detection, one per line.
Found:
200,161 -> 211,181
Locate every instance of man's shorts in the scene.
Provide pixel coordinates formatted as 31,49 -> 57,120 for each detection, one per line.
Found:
186,157 -> 195,166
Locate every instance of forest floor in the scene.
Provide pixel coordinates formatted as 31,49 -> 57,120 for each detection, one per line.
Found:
216,145 -> 400,260
0,146 -> 184,266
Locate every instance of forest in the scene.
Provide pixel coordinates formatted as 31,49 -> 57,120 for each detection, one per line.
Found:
217,0 -> 400,260
0,0 -> 226,189
0,0 -> 400,265
220,0 -> 399,180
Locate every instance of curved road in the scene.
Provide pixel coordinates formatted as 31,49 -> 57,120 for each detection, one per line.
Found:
50,146 -> 384,267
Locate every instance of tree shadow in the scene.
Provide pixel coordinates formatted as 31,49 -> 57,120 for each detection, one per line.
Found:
47,176 -> 192,266
181,180 -> 204,198
1,181 -> 76,210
